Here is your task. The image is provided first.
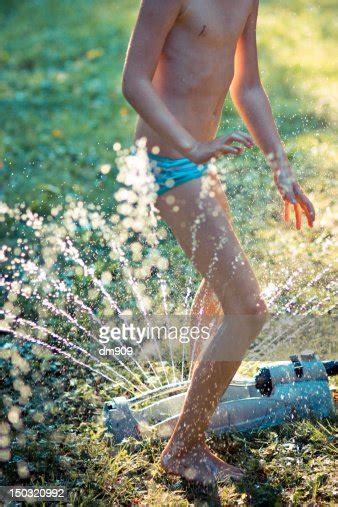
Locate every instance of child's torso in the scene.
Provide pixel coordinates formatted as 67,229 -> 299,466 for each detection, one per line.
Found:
136,0 -> 255,157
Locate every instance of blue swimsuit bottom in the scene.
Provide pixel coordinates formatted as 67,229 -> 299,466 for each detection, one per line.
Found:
148,152 -> 209,196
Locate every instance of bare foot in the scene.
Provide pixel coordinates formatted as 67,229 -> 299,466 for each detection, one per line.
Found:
206,447 -> 246,483
161,442 -> 215,485
161,442 -> 245,485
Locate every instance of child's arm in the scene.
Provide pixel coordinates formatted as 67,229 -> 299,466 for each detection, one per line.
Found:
230,0 -> 315,229
123,0 -> 195,155
123,0 -> 251,162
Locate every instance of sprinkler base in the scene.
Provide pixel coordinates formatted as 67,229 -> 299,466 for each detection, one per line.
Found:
104,353 -> 336,444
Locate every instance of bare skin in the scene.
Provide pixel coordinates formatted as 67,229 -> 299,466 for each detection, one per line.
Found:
156,175 -> 266,484
123,0 -> 316,484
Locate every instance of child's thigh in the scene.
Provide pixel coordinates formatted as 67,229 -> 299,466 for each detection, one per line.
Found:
204,170 -> 232,221
156,177 -> 261,313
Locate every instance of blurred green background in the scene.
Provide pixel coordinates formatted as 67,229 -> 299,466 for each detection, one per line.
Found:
1,0 -> 337,292
0,0 -> 337,216
1,1 -> 337,504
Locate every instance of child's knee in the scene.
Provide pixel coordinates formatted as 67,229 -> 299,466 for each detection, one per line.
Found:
220,286 -> 268,320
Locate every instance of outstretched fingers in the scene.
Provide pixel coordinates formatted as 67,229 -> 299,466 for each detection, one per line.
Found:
283,185 -> 315,230
284,201 -> 291,222
283,195 -> 301,230
220,145 -> 243,156
294,186 -> 315,227
294,203 -> 302,230
218,132 -> 254,156
226,132 -> 254,148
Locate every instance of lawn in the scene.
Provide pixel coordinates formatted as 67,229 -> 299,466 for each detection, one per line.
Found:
0,0 -> 337,505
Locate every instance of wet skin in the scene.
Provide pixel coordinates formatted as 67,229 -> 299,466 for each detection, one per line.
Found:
122,0 -> 316,484
124,0 -> 315,227
135,0 -> 254,158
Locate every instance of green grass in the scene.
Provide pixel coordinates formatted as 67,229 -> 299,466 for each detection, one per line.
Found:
1,347 -> 337,505
1,0 -> 337,505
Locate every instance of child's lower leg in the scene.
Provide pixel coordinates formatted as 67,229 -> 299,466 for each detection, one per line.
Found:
163,311 -> 266,454
189,279 -> 223,370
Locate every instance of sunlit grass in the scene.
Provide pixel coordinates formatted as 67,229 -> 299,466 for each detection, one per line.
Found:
0,0 -> 337,504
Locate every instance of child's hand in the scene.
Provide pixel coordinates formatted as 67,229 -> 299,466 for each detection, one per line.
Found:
187,131 -> 254,164
273,163 -> 315,230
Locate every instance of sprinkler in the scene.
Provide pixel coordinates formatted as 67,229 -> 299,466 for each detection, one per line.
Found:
104,352 -> 337,443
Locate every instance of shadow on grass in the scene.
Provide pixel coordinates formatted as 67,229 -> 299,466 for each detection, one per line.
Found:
163,460 -> 282,506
